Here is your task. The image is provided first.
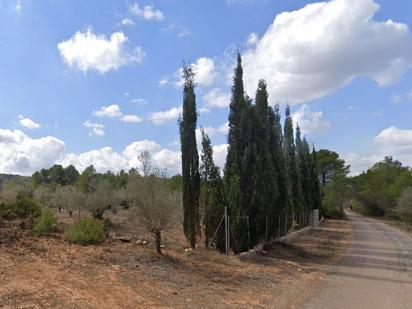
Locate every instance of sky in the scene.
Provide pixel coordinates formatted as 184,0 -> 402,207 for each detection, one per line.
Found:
1,0 -> 412,176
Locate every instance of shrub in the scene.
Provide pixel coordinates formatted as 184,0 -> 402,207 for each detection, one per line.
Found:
396,187 -> 412,223
34,209 -> 58,235
323,205 -> 345,219
65,218 -> 105,245
0,198 -> 41,219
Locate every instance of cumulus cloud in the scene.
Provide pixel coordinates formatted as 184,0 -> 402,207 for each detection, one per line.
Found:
83,120 -> 105,136
196,122 -> 229,142
121,114 -> 142,123
246,32 -> 258,46
0,129 -> 65,175
175,57 -> 216,87
58,28 -> 144,73
93,104 -> 122,118
212,144 -> 228,171
149,106 -> 181,125
203,88 -> 230,108
292,105 -> 331,133
61,139 -> 181,175
121,18 -> 135,27
345,126 -> 412,175
18,115 -> 40,130
129,3 -> 164,21
241,0 -> 412,105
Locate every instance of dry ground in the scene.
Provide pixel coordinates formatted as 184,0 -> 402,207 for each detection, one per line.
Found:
0,212 -> 352,309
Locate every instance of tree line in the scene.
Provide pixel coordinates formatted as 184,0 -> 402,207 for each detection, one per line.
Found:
180,53 -> 322,252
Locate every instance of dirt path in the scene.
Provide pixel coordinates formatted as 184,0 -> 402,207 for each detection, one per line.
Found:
303,211 -> 412,309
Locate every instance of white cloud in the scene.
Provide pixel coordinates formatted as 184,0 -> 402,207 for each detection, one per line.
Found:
292,105 -> 331,133
0,129 -> 65,175
0,128 -> 182,176
121,114 -> 142,123
193,57 -> 215,87
62,139 -> 180,175
129,3 -> 164,21
241,0 -> 412,105
15,0 -> 22,13
159,77 -> 168,87
121,18 -> 135,27
83,120 -> 105,136
93,104 -> 122,118
58,28 -> 144,74
344,153 -> 382,176
212,144 -> 228,171
390,89 -> 412,104
196,122 -> 229,142
149,106 -> 181,125
18,115 -> 40,130
246,32 -> 258,46
203,88 -> 230,108
162,23 -> 191,38
345,126 -> 412,175
175,57 -> 216,87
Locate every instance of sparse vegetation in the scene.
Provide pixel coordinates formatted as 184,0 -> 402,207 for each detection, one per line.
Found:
34,208 -> 58,235
65,218 -> 106,245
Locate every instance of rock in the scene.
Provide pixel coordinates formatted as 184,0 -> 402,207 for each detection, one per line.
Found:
136,239 -> 143,245
142,240 -> 148,245
160,245 -> 165,249
113,235 -> 131,242
184,248 -> 193,253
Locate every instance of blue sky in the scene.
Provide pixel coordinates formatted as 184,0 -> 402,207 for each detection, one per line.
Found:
1,0 -> 412,176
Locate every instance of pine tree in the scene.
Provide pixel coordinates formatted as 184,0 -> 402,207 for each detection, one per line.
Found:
268,105 -> 288,235
253,80 -> 279,240
199,129 -> 225,252
283,106 -> 303,227
179,65 -> 200,249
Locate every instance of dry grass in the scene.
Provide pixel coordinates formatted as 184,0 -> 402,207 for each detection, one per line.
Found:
0,210 -> 352,309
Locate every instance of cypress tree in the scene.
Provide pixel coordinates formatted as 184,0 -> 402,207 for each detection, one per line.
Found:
224,53 -> 249,251
311,145 -> 322,211
179,65 -> 200,249
199,129 -> 225,252
268,105 -> 288,235
253,80 -> 279,240
296,126 -> 310,226
283,106 -> 303,227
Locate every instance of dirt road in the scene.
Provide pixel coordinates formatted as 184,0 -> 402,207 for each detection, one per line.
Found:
303,212 -> 412,309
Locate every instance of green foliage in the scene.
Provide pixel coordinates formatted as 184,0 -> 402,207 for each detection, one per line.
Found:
322,176 -> 352,218
316,149 -> 350,188
179,64 -> 201,249
352,157 -> 412,216
32,164 -> 80,187
396,187 -> 412,223
200,129 -> 226,251
65,218 -> 105,245
34,209 -> 58,235
0,197 -> 41,219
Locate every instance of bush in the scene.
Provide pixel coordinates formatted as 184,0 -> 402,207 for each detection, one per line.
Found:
323,205 -> 345,219
65,218 -> 105,245
396,187 -> 412,223
34,209 -> 58,235
0,198 -> 41,219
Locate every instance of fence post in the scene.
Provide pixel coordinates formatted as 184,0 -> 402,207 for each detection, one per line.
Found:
224,206 -> 228,255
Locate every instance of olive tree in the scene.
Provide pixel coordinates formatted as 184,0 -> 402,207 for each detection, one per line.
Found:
127,152 -> 181,255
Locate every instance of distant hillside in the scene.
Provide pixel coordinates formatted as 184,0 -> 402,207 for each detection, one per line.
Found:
0,174 -> 30,189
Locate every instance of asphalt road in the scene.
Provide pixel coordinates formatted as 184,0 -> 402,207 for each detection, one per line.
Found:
303,211 -> 412,309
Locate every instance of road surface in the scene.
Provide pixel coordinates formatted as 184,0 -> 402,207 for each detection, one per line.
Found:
303,211 -> 412,309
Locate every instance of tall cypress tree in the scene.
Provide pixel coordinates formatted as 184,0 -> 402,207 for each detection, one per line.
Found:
179,65 -> 200,249
296,126 -> 310,225
283,106 -> 302,226
253,80 -> 279,240
200,129 -> 225,251
224,53 -> 249,251
310,145 -> 322,211
268,105 -> 288,234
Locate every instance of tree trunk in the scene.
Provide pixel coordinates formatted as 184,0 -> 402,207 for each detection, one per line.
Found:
154,229 -> 162,255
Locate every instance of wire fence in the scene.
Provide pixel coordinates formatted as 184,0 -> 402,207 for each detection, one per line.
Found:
208,207 -> 320,255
